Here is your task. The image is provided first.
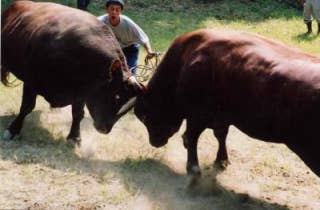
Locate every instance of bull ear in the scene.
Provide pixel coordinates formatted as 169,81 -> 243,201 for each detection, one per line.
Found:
107,60 -> 122,82
111,59 -> 122,72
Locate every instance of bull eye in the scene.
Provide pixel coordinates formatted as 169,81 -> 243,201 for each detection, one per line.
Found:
114,94 -> 120,106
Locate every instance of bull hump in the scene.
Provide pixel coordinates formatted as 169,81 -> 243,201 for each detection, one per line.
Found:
2,1 -> 123,81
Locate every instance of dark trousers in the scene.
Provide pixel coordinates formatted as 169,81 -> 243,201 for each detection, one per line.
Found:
77,0 -> 90,10
122,44 -> 140,74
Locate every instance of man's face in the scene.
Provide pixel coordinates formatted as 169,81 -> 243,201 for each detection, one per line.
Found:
106,4 -> 122,19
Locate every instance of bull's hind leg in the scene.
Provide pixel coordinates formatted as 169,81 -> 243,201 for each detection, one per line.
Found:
213,123 -> 230,169
3,84 -> 36,140
66,101 -> 85,145
183,119 -> 206,175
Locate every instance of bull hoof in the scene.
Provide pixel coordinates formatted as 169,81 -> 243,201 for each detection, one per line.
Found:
3,130 -> 13,141
67,137 -> 81,146
186,173 -> 201,190
187,165 -> 202,176
214,160 -> 230,170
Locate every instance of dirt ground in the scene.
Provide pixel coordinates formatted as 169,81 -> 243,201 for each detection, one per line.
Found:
0,104 -> 319,210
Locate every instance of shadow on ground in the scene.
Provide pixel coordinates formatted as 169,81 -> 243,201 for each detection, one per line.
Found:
293,32 -> 319,42
0,112 -> 289,210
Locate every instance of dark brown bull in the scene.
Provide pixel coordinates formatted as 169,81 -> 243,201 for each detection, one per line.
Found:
1,1 -> 142,144
135,29 -> 320,177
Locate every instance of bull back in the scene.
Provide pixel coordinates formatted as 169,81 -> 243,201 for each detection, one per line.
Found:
135,29 -> 320,176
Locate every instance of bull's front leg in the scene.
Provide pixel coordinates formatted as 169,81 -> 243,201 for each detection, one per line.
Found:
182,119 -> 205,176
66,101 -> 85,146
213,123 -> 230,169
3,84 -> 36,140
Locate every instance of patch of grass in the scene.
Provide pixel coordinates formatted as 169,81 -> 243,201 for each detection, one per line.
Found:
2,0 -> 318,56
120,0 -> 318,60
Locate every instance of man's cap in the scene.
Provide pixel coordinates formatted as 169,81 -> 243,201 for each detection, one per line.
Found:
106,0 -> 124,9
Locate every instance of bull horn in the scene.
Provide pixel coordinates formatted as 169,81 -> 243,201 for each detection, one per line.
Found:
117,97 -> 137,116
128,76 -> 145,92
128,75 -> 138,85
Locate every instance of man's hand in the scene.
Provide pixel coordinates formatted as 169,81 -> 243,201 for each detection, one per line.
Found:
144,52 -> 159,63
145,52 -> 157,60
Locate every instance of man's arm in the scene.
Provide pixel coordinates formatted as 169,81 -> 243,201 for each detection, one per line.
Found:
142,42 -> 157,60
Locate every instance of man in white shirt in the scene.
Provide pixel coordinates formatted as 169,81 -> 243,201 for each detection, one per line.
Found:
98,0 -> 157,74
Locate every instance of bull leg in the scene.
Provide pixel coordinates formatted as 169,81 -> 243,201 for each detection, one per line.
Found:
183,119 -> 205,175
213,124 -> 230,169
66,101 -> 85,145
3,84 -> 36,140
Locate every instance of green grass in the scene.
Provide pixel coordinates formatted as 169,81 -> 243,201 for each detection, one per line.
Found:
119,0 -> 318,55
2,0 -> 318,55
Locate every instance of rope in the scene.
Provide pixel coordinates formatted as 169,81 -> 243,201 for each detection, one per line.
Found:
134,52 -> 161,83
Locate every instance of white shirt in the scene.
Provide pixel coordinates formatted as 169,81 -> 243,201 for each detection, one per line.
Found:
98,14 -> 150,48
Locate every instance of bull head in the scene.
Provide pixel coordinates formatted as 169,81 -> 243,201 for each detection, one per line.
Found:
85,59 -> 145,134
134,91 -> 183,148
110,59 -> 145,116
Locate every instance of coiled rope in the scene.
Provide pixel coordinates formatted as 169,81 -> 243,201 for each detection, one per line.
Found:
133,52 -> 161,83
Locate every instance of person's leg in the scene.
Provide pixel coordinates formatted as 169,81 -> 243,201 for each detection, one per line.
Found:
304,0 -> 313,33
314,0 -> 320,34
77,0 -> 90,10
122,44 -> 140,75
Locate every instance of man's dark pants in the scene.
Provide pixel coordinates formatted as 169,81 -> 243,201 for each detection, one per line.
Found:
123,44 -> 140,75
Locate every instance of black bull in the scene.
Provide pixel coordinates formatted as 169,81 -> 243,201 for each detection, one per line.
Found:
1,1 -> 142,144
135,29 -> 320,177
